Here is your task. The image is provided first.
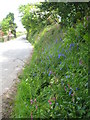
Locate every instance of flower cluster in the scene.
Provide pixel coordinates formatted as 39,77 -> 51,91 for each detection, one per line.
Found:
69,43 -> 75,50
58,53 -> 65,58
48,71 -> 52,76
48,97 -> 56,105
48,100 -> 52,105
30,98 -> 38,111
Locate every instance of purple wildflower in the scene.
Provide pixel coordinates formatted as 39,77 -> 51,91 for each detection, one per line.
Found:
69,89 -> 72,95
62,54 -> 66,57
79,60 -> 82,65
56,39 -> 58,43
66,75 -> 70,79
69,43 -> 75,50
36,105 -> 38,110
67,84 -> 70,88
77,45 -> 79,50
70,43 -> 74,47
65,50 -> 68,53
52,97 -> 56,101
58,53 -> 65,58
30,99 -> 33,104
60,68 -> 62,70
71,94 -> 74,96
48,71 -> 52,76
48,100 -> 52,105
76,87 -> 78,91
60,37 -> 62,41
58,53 -> 62,58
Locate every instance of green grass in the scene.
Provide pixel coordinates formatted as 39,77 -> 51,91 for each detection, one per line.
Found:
12,21 -> 89,118
0,37 -> 4,42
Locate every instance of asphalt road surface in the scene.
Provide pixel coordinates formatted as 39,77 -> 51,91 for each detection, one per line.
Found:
0,35 -> 33,96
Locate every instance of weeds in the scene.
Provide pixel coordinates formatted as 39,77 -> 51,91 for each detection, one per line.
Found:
13,21 -> 89,118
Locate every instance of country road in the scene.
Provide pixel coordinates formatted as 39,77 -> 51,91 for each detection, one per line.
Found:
0,35 -> 33,96
0,35 -> 33,118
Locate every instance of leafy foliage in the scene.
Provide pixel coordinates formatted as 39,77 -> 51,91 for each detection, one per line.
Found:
0,12 -> 17,37
19,4 -> 43,39
19,2 -> 89,40
12,2 -> 89,119
13,17 -> 89,118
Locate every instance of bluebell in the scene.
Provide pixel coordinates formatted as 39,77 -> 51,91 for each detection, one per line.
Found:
69,43 -> 75,50
60,38 -> 62,41
69,89 -> 72,95
58,53 -> 65,58
76,88 -> 78,91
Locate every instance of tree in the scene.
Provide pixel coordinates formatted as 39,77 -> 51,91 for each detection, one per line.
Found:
19,4 -> 41,39
1,18 -> 9,34
1,12 -> 17,38
37,2 -> 89,26
19,2 -> 89,39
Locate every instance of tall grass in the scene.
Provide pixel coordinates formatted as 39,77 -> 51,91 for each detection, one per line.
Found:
12,20 -> 89,118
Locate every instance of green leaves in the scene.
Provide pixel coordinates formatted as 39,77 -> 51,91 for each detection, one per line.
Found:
13,15 -> 88,118
1,12 -> 17,37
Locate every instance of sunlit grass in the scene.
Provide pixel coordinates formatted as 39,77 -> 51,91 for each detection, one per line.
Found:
12,22 -> 88,118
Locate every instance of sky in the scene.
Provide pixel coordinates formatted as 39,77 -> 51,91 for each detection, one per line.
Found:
0,0 -> 44,31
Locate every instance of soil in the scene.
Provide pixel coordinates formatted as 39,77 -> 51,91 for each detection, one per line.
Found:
2,79 -> 20,118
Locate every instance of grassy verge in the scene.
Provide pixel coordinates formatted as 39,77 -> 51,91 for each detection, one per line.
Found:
12,21 -> 89,118
0,37 -> 4,42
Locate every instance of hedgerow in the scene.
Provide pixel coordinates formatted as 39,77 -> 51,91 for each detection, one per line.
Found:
13,17 -> 89,119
